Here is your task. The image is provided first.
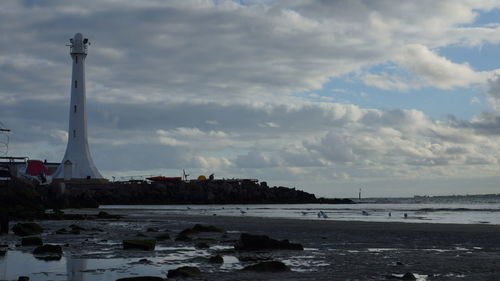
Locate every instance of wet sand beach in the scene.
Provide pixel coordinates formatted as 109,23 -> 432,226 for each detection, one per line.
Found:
1,210 -> 500,280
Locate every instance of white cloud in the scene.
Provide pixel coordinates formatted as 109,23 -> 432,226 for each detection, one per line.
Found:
49,129 -> 68,144
395,44 -> 489,89
470,96 -> 481,105
362,73 -> 414,92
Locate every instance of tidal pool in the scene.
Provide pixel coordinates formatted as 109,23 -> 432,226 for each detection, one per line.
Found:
0,250 -> 190,281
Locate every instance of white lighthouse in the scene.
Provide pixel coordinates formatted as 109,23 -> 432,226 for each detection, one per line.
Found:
53,33 -> 102,180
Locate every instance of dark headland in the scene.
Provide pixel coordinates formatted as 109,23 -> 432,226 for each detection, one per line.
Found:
0,178 -> 353,218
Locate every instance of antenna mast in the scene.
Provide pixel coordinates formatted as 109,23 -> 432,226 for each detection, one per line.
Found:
0,122 -> 10,156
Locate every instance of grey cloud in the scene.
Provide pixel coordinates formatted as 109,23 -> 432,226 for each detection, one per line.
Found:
234,151 -> 278,168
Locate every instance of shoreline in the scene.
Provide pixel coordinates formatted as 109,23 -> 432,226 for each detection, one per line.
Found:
98,202 -> 500,226
98,208 -> 500,230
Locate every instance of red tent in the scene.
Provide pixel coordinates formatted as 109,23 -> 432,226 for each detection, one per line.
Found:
25,160 -> 51,176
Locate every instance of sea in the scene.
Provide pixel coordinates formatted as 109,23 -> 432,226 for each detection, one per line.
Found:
101,194 -> 500,225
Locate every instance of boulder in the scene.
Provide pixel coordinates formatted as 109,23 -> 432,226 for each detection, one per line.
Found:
402,272 -> 417,280
33,244 -> 62,260
123,239 -> 156,251
18,277 -> 30,281
96,211 -> 121,219
238,256 -> 272,262
116,277 -> 164,281
21,236 -> 43,246
195,242 -> 210,249
155,233 -> 170,240
175,233 -> 191,242
12,222 -> 43,237
178,224 -> 223,236
235,233 -> 303,251
242,261 -> 290,272
33,244 -> 62,255
167,266 -> 202,278
69,224 -> 85,231
208,255 -> 224,264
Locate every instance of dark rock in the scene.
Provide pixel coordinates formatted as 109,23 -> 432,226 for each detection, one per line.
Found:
208,255 -> 224,263
242,261 -> 290,272
175,233 -> 192,242
18,277 -> 30,281
179,224 -> 223,236
235,233 -> 303,251
56,228 -> 68,234
33,244 -> 62,255
167,266 -> 202,278
21,236 -> 43,246
116,277 -> 164,281
155,233 -> 170,240
238,256 -> 272,262
146,227 -> 158,232
56,228 -> 80,235
0,182 -> 45,219
132,258 -> 153,264
69,224 -> 85,231
136,233 -> 147,237
96,211 -> 121,219
402,272 -> 417,280
33,244 -> 62,261
36,255 -> 61,261
176,224 -> 223,241
123,239 -> 156,251
195,242 -> 210,249
0,249 -> 6,256
12,222 -> 43,237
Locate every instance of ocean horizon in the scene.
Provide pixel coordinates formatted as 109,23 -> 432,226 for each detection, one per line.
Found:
100,194 -> 500,226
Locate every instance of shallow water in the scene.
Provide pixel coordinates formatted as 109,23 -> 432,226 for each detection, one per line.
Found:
0,250 -> 173,281
0,246 -> 322,280
101,201 -> 500,225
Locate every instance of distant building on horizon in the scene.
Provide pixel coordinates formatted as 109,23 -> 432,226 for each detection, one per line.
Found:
53,33 -> 102,180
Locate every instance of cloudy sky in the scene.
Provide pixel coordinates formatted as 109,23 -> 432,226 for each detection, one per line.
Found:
1,0 -> 500,197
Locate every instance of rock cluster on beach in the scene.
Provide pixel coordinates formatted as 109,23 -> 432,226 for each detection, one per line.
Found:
44,179 -> 325,207
0,178 -> 353,220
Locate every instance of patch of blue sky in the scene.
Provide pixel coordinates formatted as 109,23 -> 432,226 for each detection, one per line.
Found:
468,8 -> 500,26
298,75 -> 489,121
437,43 -> 500,71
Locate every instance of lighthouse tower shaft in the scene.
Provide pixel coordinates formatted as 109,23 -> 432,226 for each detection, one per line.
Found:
54,33 -> 102,180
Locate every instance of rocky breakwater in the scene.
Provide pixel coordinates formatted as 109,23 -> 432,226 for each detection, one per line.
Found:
43,179 -> 350,207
